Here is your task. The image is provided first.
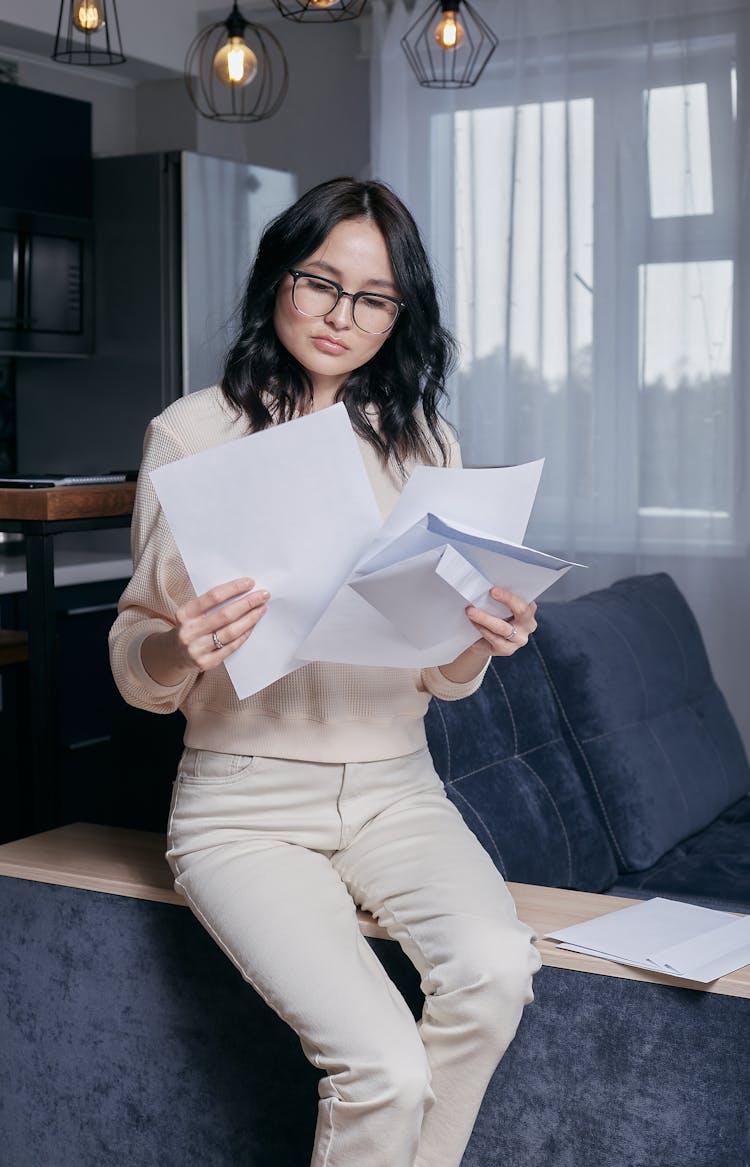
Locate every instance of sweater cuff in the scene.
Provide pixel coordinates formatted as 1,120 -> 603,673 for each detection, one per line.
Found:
421,659 -> 490,702
125,621 -> 199,699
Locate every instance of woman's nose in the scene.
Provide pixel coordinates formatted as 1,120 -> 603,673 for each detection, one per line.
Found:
324,293 -> 354,329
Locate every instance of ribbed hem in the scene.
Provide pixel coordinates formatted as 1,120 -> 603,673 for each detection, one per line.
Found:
183,707 -> 429,764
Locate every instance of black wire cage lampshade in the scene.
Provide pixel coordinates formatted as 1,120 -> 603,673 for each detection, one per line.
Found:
269,0 -> 368,23
52,0 -> 126,66
401,0 -> 498,89
185,2 -> 288,124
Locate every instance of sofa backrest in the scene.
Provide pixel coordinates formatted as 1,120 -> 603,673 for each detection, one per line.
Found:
425,644 -> 619,892
531,572 -> 750,873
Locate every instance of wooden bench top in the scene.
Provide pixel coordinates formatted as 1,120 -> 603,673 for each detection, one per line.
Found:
1,822 -> 748,1001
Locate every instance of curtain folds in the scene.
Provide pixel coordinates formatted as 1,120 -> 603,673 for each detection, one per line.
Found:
371,0 -> 750,749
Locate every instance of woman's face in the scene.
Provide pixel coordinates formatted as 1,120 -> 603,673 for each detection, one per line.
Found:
273,217 -> 400,401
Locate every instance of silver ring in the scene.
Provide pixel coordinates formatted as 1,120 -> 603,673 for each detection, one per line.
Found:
212,631 -> 224,651
505,623 -> 517,641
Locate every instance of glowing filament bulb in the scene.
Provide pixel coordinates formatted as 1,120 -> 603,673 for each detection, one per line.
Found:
213,35 -> 258,86
434,11 -> 464,50
73,2 -> 104,32
307,0 -> 339,8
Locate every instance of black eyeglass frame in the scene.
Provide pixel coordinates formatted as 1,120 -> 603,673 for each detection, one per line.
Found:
287,268 -> 406,334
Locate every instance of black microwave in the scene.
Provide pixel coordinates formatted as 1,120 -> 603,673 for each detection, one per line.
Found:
0,207 -> 93,357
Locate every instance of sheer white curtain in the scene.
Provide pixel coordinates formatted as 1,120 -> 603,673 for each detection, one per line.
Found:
372,0 -> 750,748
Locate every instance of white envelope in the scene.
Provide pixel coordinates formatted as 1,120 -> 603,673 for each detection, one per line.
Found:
323,512 -> 579,656
350,543 -> 494,649
546,897 -> 750,985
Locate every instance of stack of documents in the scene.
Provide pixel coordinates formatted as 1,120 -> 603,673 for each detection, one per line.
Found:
151,403 -> 582,698
545,897 -> 750,984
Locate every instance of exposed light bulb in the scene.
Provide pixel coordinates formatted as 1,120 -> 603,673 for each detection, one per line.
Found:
434,10 -> 464,50
73,2 -> 105,32
212,35 -> 258,86
306,0 -> 339,8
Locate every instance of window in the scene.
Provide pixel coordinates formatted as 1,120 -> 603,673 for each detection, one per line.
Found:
427,23 -> 742,552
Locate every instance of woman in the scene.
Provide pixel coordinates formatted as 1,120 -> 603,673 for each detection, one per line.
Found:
110,177 -> 541,1167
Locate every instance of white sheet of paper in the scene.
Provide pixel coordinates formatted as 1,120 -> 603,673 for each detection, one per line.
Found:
366,460 -> 545,556
150,403 -> 383,698
545,898 -> 750,984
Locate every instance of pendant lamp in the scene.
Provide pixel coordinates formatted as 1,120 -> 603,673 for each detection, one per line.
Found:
401,0 -> 497,89
185,2 -> 288,124
52,0 -> 126,66
270,0 -> 368,23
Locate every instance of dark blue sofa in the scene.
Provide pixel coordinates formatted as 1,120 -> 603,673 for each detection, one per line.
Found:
430,571 -> 750,913
1,571 -> 748,1167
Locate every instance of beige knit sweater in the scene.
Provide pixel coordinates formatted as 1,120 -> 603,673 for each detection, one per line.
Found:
109,386 -> 488,763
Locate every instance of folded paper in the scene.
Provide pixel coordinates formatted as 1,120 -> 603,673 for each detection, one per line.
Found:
150,403 -> 581,698
545,897 -> 750,984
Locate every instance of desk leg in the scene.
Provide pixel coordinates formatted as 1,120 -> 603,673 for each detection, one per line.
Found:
24,533 -> 60,831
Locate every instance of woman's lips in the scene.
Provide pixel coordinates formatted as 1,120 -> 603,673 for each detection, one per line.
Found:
312,335 -> 349,355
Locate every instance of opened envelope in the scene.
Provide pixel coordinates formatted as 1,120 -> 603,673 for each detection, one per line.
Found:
348,514 -> 579,650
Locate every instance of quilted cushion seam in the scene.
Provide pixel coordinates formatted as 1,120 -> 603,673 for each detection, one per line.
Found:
448,736 -> 568,783
447,785 -> 508,878
532,638 -> 627,868
516,756 -> 574,886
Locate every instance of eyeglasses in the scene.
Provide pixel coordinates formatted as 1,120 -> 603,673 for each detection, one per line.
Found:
287,269 -> 405,335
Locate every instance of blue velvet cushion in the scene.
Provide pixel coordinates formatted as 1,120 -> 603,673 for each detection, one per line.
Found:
425,651 -> 618,892
533,573 -> 750,873
612,794 -> 750,911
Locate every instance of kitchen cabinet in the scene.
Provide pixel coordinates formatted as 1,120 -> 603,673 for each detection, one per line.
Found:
0,84 -> 91,218
0,578 -> 184,843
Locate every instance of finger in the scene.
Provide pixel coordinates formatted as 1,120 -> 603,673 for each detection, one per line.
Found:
178,577 -> 255,622
210,598 -> 268,649
466,605 -> 519,642
466,610 -> 529,654
489,588 -> 536,623
197,606 -> 268,670
203,588 -> 269,637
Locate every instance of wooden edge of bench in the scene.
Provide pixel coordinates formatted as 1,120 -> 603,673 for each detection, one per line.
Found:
1,822 -> 748,1001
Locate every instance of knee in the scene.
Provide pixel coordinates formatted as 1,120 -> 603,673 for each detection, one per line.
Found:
328,1031 -> 433,1115
369,1040 -> 433,1113
430,918 -> 541,1046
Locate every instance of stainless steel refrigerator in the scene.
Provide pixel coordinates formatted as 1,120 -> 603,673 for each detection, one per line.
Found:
15,151 -> 297,474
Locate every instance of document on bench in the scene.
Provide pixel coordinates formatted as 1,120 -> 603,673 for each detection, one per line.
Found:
545,897 -> 750,984
150,403 -> 580,698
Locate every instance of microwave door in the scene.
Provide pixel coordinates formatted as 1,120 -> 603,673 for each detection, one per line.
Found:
27,233 -> 83,335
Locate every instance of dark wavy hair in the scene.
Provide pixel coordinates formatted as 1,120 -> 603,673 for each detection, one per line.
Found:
221,177 -> 456,470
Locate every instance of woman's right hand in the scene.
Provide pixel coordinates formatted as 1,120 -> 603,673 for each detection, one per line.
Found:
142,577 -> 269,685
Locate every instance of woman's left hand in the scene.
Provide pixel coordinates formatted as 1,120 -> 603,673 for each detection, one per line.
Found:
465,587 -> 537,657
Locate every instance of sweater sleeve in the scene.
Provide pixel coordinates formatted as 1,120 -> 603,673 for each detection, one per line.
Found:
108,418 -> 201,714
417,418 -> 491,702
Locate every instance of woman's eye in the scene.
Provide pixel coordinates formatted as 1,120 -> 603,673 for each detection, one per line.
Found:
301,279 -> 332,295
362,296 -> 391,312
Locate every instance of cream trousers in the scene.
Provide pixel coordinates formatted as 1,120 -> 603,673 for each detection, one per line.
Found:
166,744 -> 541,1167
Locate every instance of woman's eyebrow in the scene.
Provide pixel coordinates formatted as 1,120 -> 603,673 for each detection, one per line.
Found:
307,258 -> 399,293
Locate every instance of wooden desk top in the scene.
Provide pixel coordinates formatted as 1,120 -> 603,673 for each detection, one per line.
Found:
0,482 -> 136,523
0,822 -> 748,1000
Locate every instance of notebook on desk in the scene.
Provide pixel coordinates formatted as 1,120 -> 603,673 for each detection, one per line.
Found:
0,472 -> 137,489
